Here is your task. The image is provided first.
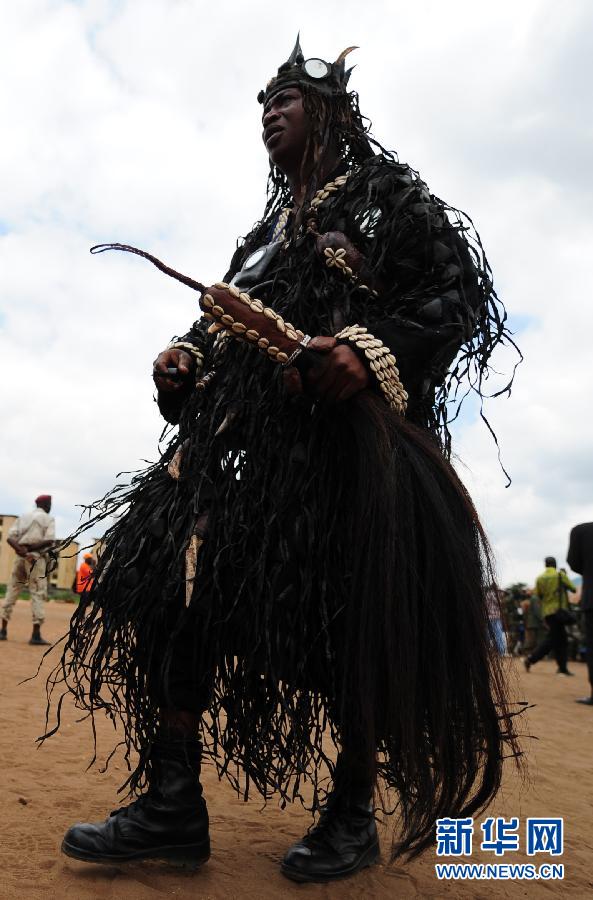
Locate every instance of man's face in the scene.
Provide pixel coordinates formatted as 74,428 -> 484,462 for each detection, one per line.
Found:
38,499 -> 51,513
262,86 -> 310,174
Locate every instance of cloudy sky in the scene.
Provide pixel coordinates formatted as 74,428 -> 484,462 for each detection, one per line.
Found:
1,0 -> 591,585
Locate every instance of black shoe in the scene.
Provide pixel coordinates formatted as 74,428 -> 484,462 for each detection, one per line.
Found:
523,658 -> 531,673
29,633 -> 50,646
281,795 -> 380,883
62,739 -> 210,866
576,697 -> 593,706
556,670 -> 574,677
0,628 -> 6,641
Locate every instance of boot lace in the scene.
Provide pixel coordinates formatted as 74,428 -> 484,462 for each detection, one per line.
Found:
109,793 -> 151,819
304,802 -> 371,852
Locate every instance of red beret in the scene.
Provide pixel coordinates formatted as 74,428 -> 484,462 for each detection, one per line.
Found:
35,494 -> 52,503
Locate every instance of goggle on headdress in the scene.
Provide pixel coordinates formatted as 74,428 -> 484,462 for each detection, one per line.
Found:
258,34 -> 357,105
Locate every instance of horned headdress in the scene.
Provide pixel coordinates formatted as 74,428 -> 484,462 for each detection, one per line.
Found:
257,34 -> 357,105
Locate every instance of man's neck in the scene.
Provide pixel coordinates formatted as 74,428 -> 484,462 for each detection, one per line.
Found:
288,151 -> 343,208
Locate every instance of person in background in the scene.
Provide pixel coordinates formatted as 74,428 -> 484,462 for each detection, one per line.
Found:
1,495 -> 55,646
522,588 -> 546,655
524,556 -> 577,677
501,586 -> 525,656
486,584 -> 507,655
510,598 -> 525,656
567,522 -> 593,706
75,554 -> 95,595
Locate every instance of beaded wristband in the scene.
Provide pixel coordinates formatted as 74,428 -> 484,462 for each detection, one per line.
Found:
334,324 -> 408,415
166,340 -> 205,376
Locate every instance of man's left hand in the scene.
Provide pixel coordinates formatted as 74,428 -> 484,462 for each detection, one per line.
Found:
283,336 -> 369,403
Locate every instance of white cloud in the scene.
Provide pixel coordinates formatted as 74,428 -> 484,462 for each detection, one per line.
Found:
1,0 -> 592,584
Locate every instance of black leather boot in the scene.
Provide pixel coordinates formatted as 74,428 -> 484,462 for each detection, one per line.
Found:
29,632 -> 50,646
62,738 -> 209,866
281,788 -> 379,883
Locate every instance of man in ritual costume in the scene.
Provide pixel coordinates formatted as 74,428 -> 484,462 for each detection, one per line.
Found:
53,37 -> 521,883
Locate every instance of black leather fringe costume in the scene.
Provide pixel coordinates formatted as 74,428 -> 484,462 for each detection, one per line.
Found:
44,129 -> 522,859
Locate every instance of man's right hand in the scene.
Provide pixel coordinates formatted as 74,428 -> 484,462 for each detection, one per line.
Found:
152,349 -> 194,392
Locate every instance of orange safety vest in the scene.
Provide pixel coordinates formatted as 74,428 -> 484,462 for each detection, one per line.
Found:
76,562 -> 94,594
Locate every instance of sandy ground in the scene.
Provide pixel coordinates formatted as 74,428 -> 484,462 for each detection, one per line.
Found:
1,599 -> 592,900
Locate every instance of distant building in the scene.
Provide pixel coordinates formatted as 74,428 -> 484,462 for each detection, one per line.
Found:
0,513 -> 79,591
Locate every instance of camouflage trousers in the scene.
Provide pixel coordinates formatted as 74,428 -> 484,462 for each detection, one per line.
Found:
1,555 -> 48,625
